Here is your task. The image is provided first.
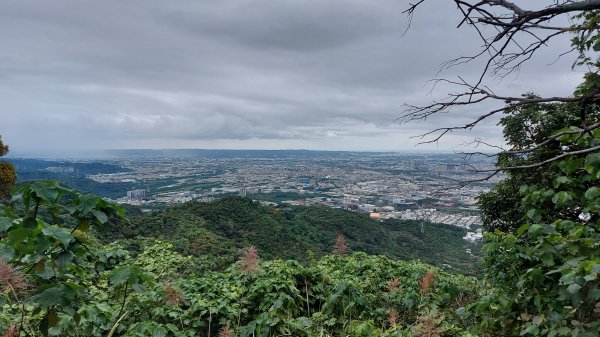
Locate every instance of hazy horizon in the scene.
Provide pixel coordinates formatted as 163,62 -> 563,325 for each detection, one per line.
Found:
6,147 -> 472,161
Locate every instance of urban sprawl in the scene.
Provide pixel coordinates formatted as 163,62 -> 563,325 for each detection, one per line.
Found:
80,153 -> 499,241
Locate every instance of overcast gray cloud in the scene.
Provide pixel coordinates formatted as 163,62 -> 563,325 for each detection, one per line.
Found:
0,0 -> 585,155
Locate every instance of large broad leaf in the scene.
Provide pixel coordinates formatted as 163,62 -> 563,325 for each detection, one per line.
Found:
92,209 -> 108,224
35,259 -> 55,280
517,223 -> 531,236
22,216 -> 38,229
76,195 -> 100,215
585,186 -> 600,201
588,287 -> 600,301
0,243 -> 15,261
553,176 -> 572,188
584,153 -> 600,178
109,265 -> 145,287
35,286 -> 66,308
0,217 -> 12,232
556,157 -> 584,175
152,326 -> 168,337
31,181 -> 60,203
42,226 -> 73,248
567,283 -> 582,295
55,251 -> 74,268
39,309 -> 59,337
35,232 -> 50,253
8,228 -> 34,245
520,324 -> 539,336
552,191 -> 574,207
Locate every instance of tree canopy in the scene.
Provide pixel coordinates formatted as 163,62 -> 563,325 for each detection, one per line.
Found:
402,1 -> 600,335
0,135 -> 16,199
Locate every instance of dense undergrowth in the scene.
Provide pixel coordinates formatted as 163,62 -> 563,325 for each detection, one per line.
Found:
0,181 -> 480,336
103,197 -> 481,275
2,239 -> 480,336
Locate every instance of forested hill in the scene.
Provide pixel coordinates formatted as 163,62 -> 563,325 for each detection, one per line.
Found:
103,197 -> 481,275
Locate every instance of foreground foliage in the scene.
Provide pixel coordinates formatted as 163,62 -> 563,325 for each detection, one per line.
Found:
0,182 -> 478,336
472,61 -> 600,336
104,197 -> 481,275
0,136 -> 15,199
471,123 -> 600,336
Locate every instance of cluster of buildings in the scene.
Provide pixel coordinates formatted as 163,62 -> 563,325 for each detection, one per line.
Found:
86,153 -> 497,239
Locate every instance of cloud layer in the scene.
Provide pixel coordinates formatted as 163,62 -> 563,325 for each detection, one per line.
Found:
0,0 -> 584,155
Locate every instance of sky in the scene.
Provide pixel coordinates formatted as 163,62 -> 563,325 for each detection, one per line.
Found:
0,0 -> 587,156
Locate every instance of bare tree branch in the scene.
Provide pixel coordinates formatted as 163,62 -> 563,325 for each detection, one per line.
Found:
472,144 -> 600,172
402,0 -> 600,123
401,1 -> 600,186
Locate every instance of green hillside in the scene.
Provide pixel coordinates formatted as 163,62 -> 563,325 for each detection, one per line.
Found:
1,181 -> 483,337
101,197 -> 481,275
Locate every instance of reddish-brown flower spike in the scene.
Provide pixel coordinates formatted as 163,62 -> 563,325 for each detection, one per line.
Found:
218,323 -> 234,337
332,234 -> 348,255
238,246 -> 260,273
419,269 -> 436,295
415,314 -> 441,337
387,309 -> 398,327
3,324 -> 20,337
386,278 -> 401,293
0,259 -> 30,297
163,283 -> 184,306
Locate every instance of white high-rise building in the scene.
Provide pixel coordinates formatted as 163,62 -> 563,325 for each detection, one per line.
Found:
127,189 -> 146,200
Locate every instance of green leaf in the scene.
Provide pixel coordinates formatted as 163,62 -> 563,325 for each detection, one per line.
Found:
541,253 -> 555,267
517,224 -> 531,236
92,209 -> 108,224
39,308 -> 59,337
109,265 -> 146,287
31,181 -> 59,203
553,176 -> 572,188
520,323 -> 539,336
567,283 -> 582,295
35,287 -> 65,308
96,303 -> 112,312
35,233 -> 50,253
556,158 -> 584,175
77,195 -> 100,215
528,224 -> 542,236
0,243 -> 15,261
22,216 -> 38,229
552,191 -> 574,206
55,251 -> 74,268
584,153 -> 600,178
132,283 -> 147,293
585,187 -> 600,200
35,259 -> 55,280
526,209 -> 542,223
8,228 -> 34,245
109,266 -> 133,286
42,227 -> 73,248
0,217 -> 12,232
588,287 -> 600,301
153,326 -> 168,337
